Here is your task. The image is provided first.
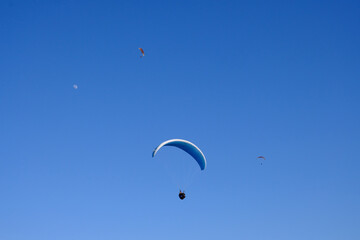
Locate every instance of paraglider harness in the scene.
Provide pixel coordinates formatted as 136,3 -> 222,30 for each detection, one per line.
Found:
179,190 -> 186,200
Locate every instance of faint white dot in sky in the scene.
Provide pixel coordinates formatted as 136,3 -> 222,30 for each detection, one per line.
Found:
73,84 -> 78,89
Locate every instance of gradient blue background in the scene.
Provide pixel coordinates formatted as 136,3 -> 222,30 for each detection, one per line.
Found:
1,0 -> 359,239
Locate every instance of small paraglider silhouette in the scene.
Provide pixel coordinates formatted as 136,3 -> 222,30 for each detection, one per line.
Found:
179,190 -> 186,200
73,84 -> 78,90
257,156 -> 266,165
139,48 -> 145,58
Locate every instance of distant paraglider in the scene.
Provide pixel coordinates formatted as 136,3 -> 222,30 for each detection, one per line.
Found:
73,84 -> 78,90
257,156 -> 266,165
179,190 -> 186,200
139,48 -> 145,58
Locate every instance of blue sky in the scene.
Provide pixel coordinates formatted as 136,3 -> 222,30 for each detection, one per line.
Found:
1,0 -> 359,239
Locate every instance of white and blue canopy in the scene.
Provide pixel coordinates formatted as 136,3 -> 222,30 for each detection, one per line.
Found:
152,139 -> 207,170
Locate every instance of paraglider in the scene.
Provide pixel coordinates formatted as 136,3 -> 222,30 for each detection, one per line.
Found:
179,190 -> 186,200
257,156 -> 266,165
152,139 -> 207,200
139,48 -> 145,58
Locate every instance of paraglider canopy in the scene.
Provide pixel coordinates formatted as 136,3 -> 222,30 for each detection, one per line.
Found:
139,48 -> 144,57
152,139 -> 207,170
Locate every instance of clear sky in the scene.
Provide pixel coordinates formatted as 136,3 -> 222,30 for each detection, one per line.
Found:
1,0 -> 359,239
